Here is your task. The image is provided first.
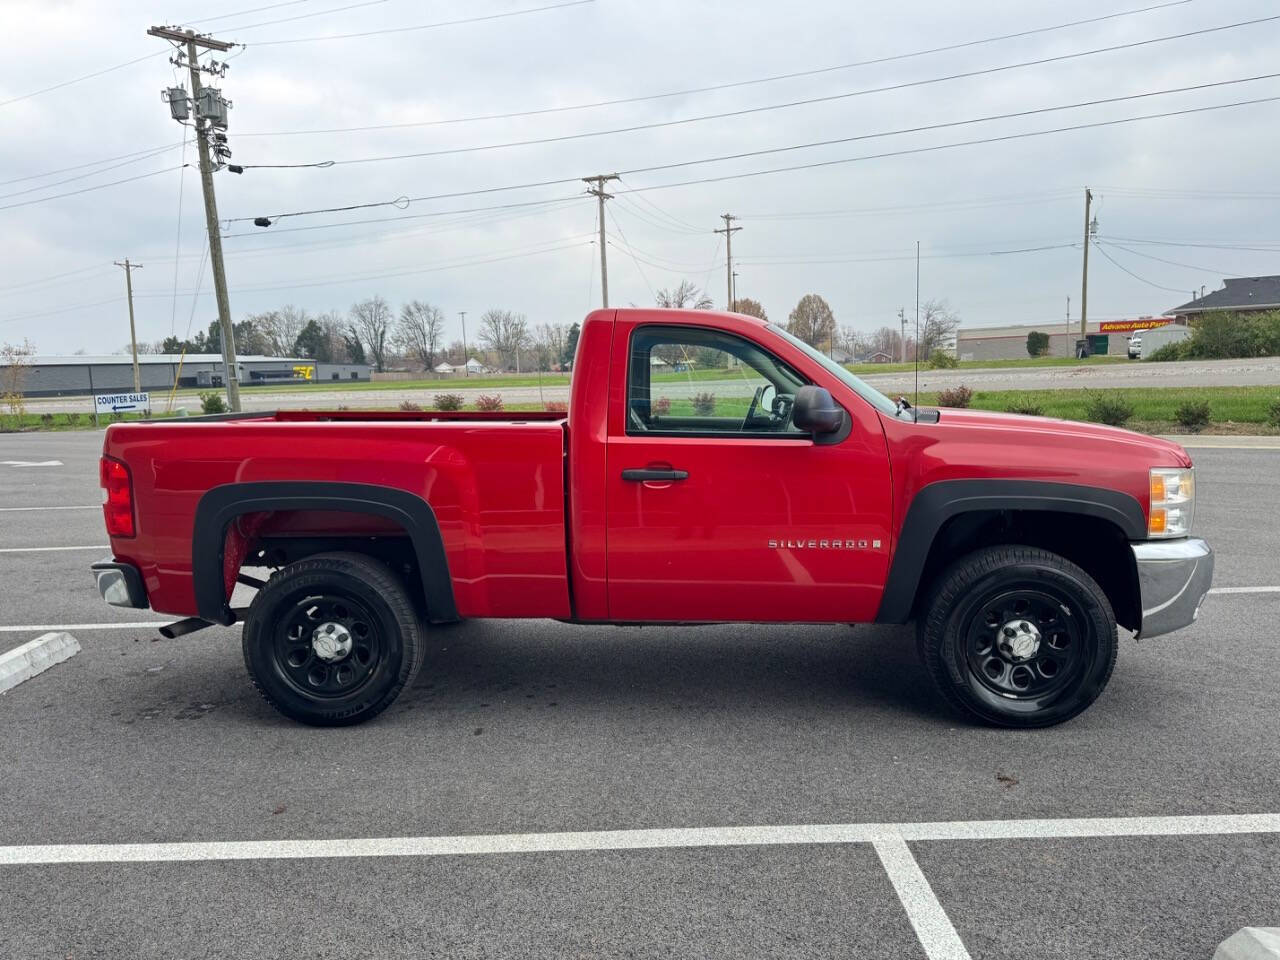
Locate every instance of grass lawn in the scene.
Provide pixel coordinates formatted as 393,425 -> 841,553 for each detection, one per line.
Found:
8,385 -> 1278,433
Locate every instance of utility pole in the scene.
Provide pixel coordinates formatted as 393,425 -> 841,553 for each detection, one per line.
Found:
148,25 -> 240,411
114,259 -> 143,393
715,213 -> 741,309
898,308 -> 907,363
732,270 -> 740,310
459,311 -> 468,376
1079,187 -> 1093,349
1066,295 -> 1071,357
583,174 -> 619,307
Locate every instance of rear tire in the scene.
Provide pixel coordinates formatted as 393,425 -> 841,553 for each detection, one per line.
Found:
242,552 -> 424,726
917,545 -> 1117,728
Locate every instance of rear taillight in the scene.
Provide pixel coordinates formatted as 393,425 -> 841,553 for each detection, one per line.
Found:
100,456 -> 135,538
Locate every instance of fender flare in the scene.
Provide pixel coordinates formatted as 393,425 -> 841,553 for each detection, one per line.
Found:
875,479 -> 1146,623
192,481 -> 457,625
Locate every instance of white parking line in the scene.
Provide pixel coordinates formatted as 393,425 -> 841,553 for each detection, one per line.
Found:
0,505 -> 98,512
0,545 -> 106,554
1,812 -> 1275,866
1210,586 -> 1280,594
0,622 -> 175,633
874,837 -> 972,960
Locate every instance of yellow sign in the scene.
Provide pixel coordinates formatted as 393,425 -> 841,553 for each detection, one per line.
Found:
293,365 -> 315,380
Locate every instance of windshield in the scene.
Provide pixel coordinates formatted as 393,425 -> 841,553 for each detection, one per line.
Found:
766,323 -> 900,416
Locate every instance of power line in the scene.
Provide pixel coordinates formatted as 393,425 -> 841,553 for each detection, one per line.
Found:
1101,235 -> 1280,252
250,0 -> 595,45
605,209 -> 657,301
0,143 -> 187,201
0,165 -> 188,212
0,141 -> 185,187
239,0 -> 1197,136
300,71 -> 1280,170
1096,240 -> 1234,275
234,90 -> 1280,227
737,242 -> 1079,266
0,52 -> 167,110
216,0 -> 390,31
615,94 -> 1280,198
223,195 -> 584,235
1092,242 -> 1193,292
179,0 -> 311,26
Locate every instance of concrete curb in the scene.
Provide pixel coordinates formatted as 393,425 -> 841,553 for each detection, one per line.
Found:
0,632 -> 81,694
1215,928 -> 1280,960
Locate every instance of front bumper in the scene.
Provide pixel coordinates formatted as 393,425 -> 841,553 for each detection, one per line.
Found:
91,558 -> 148,609
1131,538 -> 1213,639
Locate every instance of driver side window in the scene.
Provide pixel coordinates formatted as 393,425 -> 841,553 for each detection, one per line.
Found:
626,325 -> 809,437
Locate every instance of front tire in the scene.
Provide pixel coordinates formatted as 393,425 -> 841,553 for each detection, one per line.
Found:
242,552 -> 424,726
918,545 -> 1117,728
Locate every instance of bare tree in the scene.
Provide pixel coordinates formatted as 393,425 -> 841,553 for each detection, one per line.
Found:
478,309 -> 530,370
253,305 -> 310,357
918,299 -> 961,361
2,338 -> 35,429
350,296 -> 393,372
395,300 -> 445,370
531,322 -> 568,371
865,326 -> 903,359
655,280 -> 713,310
786,293 -> 836,348
732,297 -> 768,321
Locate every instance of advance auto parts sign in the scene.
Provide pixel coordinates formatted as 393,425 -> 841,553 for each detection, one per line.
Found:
1099,318 -> 1173,334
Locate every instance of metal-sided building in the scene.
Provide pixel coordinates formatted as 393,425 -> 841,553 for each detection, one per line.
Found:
20,355 -> 371,398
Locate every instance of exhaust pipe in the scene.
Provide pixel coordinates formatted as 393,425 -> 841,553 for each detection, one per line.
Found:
158,617 -> 214,639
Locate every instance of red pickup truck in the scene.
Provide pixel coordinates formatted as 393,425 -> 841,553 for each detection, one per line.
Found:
92,308 -> 1212,728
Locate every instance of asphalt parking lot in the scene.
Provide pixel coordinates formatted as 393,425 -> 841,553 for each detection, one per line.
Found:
1,430 -> 1277,959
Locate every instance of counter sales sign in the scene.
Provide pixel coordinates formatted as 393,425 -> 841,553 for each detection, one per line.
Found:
94,392 -> 151,414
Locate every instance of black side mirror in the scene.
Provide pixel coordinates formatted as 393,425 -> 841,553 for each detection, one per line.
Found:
793,385 -> 844,435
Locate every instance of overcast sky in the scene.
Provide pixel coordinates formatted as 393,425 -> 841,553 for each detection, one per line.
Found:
1,0 -> 1278,355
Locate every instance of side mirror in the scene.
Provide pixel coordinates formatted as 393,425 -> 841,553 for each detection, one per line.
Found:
793,385 -> 844,435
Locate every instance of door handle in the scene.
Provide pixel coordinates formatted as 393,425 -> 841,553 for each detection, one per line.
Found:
621,468 -> 689,482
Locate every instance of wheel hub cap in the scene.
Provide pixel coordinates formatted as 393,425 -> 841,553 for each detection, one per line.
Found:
312,622 -> 353,662
998,619 -> 1041,661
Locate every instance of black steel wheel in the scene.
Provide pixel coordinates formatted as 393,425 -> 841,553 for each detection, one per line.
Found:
918,545 -> 1117,728
242,552 -> 425,726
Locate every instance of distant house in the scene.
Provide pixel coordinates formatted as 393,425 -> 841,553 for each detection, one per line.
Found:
433,362 -> 456,374
863,351 -> 895,364
1168,275 -> 1280,320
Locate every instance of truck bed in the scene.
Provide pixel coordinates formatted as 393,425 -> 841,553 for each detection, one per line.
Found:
103,412 -> 571,620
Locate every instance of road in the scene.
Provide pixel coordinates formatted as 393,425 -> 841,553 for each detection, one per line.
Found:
0,431 -> 1278,959
22,355 -> 1280,414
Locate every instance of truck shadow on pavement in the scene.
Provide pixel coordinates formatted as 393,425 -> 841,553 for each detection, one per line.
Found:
398,619 -> 955,725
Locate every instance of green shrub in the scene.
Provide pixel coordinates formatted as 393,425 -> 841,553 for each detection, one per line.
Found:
1174,399 -> 1212,431
1026,331 -> 1050,357
1005,397 -> 1044,416
40,413 -> 55,428
475,394 -> 504,411
433,393 -> 463,411
1269,397 -> 1280,427
66,412 -> 81,426
936,385 -> 973,408
692,392 -> 716,415
199,391 -> 227,415
544,401 -> 568,412
1143,340 -> 1190,362
1181,310 -> 1280,359
928,351 -> 958,369
398,400 -> 422,411
1085,391 -> 1134,427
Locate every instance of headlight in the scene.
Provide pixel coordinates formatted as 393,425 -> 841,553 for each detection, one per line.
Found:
1149,467 -> 1194,538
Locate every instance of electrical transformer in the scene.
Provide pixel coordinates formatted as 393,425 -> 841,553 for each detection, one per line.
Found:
164,87 -> 189,121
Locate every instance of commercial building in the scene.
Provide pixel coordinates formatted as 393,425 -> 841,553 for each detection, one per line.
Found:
955,318 -> 1176,362
18,355 -> 371,398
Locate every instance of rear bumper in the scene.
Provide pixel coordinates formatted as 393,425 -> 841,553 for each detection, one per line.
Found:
1131,538 -> 1213,639
91,558 -> 149,609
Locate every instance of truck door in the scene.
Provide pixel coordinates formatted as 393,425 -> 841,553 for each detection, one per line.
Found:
604,320 -> 893,623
